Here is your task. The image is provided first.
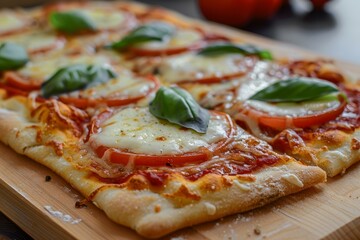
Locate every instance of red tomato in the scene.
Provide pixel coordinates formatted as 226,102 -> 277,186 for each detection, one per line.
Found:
59,75 -> 160,108
198,0 -> 284,26
4,72 -> 41,91
254,0 -> 283,20
129,41 -> 204,57
0,82 -> 29,97
179,72 -> 247,84
198,0 -> 257,27
243,96 -> 347,130
310,0 -> 331,10
90,111 -> 236,167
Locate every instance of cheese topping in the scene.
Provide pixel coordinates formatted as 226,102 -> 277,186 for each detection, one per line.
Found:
158,53 -> 247,83
135,29 -> 202,50
90,108 -> 228,155
0,10 -> 26,34
236,61 -> 283,102
282,173 -> 304,187
204,202 -> 217,215
71,71 -> 155,99
79,9 -> 126,30
0,30 -> 63,53
246,99 -> 341,117
18,54 -> 111,81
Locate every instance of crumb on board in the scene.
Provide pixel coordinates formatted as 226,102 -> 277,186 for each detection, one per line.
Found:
254,224 -> 261,235
45,175 -> 51,182
75,200 -> 87,209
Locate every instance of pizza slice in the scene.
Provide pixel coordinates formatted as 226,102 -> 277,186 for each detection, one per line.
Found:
151,43 -> 359,177
0,87 -> 326,238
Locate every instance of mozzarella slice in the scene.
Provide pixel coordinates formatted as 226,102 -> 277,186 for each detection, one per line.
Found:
158,53 -> 248,83
79,9 -> 126,30
134,29 -> 203,50
0,10 -> 27,35
90,108 -> 228,155
236,61 -> 286,102
245,99 -> 340,117
0,30 -> 63,54
18,54 -> 111,82
70,71 -> 155,99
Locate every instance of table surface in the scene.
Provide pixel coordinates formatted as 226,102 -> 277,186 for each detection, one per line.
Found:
0,0 -> 359,239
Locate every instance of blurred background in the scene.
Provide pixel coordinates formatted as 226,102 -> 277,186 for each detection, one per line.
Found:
1,0 -> 359,64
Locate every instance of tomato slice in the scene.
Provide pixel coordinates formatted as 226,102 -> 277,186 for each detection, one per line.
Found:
59,75 -> 160,108
178,71 -> 247,84
90,111 -> 235,167
4,72 -> 42,91
129,42 -> 203,57
28,36 -> 66,55
242,96 -> 347,130
95,145 -> 209,167
0,82 -> 29,97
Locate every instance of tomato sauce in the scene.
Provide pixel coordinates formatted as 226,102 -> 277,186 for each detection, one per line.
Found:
91,153 -> 280,187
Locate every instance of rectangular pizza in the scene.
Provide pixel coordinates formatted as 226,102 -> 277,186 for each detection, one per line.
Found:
0,1 -> 358,238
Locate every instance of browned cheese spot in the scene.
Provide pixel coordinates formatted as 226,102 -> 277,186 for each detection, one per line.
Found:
126,175 -> 149,191
155,136 -> 167,141
154,204 -> 161,213
351,138 -> 360,150
46,140 -> 64,156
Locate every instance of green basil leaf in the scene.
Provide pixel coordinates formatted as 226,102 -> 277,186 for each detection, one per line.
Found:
110,22 -> 175,49
50,11 -> 96,34
149,86 -> 210,134
249,77 -> 340,103
41,64 -> 117,98
0,42 -> 29,71
198,42 -> 273,60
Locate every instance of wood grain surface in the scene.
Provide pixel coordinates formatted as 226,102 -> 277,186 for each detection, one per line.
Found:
1,143 -> 360,240
0,1 -> 360,239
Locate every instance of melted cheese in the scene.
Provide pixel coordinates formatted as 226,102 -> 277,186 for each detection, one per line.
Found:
0,30 -> 63,53
204,202 -> 217,215
135,29 -> 202,50
158,53 -> 247,83
282,173 -> 304,187
0,10 -> 26,34
236,61 -> 283,102
79,9 -> 126,30
71,71 -> 155,99
246,99 -> 340,117
90,108 -> 228,155
18,54 -> 111,81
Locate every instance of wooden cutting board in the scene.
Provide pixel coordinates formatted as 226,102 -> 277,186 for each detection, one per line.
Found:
1,142 -> 360,240
1,2 -> 360,240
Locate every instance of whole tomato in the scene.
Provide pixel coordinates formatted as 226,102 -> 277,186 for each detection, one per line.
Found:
198,0 -> 257,27
310,0 -> 331,9
254,0 -> 283,20
198,0 -> 284,27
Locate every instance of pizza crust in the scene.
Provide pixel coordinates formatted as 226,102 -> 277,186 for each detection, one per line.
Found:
0,97 -> 326,238
95,163 -> 325,238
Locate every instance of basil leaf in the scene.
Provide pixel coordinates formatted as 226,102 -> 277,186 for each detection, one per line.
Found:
50,11 -> 96,34
0,42 -> 29,71
111,22 -> 175,49
249,77 -> 340,103
149,86 -> 210,134
41,64 -> 117,98
198,42 -> 273,60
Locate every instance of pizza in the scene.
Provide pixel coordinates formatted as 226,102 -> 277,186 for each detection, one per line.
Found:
0,1 -> 358,238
